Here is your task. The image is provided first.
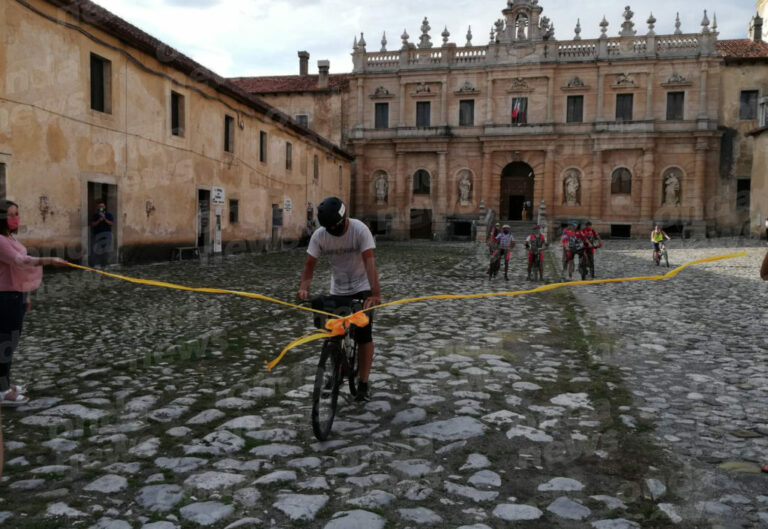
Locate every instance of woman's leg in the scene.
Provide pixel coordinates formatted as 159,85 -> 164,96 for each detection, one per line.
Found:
0,292 -> 25,394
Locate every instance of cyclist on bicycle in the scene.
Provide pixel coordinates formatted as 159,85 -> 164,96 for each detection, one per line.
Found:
524,224 -> 546,281
493,224 -> 516,280
561,221 -> 583,280
651,225 -> 670,263
297,197 -> 382,402
582,221 -> 602,279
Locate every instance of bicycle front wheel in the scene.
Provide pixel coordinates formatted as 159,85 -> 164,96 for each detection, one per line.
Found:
346,343 -> 359,397
312,342 -> 341,441
663,250 -> 669,268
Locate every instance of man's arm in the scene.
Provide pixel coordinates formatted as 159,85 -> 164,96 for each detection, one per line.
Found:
361,249 -> 381,309
90,215 -> 102,227
761,249 -> 768,281
297,255 -> 318,300
104,214 -> 114,227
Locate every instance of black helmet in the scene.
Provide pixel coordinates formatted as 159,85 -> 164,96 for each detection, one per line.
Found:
317,197 -> 347,233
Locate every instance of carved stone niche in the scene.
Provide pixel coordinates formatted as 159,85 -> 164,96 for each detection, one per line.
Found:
561,76 -> 590,91
661,72 -> 692,88
369,86 -> 395,99
612,72 -> 637,89
505,77 -> 534,93
410,82 -> 438,98
454,80 -> 480,95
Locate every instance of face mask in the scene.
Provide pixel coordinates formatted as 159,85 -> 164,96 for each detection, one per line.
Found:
7,216 -> 20,230
503,229 -> 509,234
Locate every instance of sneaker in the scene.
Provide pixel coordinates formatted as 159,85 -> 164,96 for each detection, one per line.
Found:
355,381 -> 371,402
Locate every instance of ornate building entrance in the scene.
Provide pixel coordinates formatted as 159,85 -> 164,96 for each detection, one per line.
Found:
500,162 -> 534,220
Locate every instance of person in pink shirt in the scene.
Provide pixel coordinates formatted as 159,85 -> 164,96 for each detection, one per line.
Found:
0,200 -> 67,406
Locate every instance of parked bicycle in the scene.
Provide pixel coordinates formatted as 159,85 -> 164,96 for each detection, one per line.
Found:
654,241 -> 669,267
309,296 -> 362,441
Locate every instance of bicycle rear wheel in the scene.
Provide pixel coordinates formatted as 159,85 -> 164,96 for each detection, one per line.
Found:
312,341 -> 341,441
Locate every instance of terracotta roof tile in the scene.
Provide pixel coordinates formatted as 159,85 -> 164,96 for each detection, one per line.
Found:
716,39 -> 768,59
230,74 -> 352,94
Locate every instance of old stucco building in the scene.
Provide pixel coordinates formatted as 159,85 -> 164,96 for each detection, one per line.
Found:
234,0 -> 768,240
0,0 -> 353,262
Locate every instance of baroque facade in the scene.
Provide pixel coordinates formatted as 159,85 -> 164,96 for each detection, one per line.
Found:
234,0 -> 768,239
0,0 -> 352,262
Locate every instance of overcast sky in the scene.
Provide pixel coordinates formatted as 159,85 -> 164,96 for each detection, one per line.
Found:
95,0 -> 759,77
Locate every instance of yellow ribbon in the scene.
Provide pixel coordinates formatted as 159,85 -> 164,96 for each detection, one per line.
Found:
65,251 -> 746,372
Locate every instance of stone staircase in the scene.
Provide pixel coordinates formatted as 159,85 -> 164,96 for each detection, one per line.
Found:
494,220 -> 538,243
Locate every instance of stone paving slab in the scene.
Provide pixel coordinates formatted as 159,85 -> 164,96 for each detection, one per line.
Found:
1,240 -> 765,528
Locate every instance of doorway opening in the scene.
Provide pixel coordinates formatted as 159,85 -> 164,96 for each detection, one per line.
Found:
410,209 -> 432,239
87,181 -> 118,265
198,189 -> 211,251
500,162 -> 534,220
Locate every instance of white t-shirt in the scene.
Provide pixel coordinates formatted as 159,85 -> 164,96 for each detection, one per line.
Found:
307,218 -> 376,295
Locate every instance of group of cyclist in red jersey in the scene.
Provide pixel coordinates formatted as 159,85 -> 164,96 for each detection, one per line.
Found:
487,221 -> 603,282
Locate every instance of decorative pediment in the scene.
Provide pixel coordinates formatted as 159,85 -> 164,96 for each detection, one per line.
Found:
505,77 -> 534,93
369,86 -> 395,99
454,80 -> 480,95
410,82 -> 438,98
562,76 -> 590,91
661,72 -> 692,87
612,73 -> 636,89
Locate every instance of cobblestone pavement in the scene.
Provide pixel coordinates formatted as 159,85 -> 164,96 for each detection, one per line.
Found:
0,239 -> 766,528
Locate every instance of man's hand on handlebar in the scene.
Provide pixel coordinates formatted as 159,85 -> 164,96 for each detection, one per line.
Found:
364,295 -> 381,310
297,289 -> 310,301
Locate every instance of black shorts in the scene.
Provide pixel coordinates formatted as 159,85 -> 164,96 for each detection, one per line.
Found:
311,291 -> 374,344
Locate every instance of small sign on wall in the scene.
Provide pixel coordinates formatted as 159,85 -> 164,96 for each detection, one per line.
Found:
212,186 -> 226,205
284,198 -> 292,213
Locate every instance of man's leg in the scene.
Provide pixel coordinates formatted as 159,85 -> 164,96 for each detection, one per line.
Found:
358,342 -> 373,382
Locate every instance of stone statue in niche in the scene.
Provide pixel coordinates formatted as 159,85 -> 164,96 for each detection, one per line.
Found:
663,169 -> 681,206
458,171 -> 472,204
563,169 -> 581,205
374,173 -> 388,203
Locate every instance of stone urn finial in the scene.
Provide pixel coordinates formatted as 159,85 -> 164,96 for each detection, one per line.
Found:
466,25 -> 473,47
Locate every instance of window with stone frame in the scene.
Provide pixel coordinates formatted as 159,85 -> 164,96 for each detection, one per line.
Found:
740,90 -> 759,120
566,95 -> 583,123
611,167 -> 632,194
666,91 -> 685,121
459,100 -> 475,126
90,53 -> 112,113
375,103 -> 389,129
416,102 -> 431,127
413,169 -> 431,195
511,97 -> 528,124
259,131 -> 268,163
296,114 -> 309,127
170,91 -> 185,136
736,179 -> 751,210
285,142 -> 292,171
615,94 -> 633,121
224,115 -> 235,152
229,199 -> 239,224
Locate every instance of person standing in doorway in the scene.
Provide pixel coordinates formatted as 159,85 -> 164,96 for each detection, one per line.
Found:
90,201 -> 114,268
0,200 -> 67,406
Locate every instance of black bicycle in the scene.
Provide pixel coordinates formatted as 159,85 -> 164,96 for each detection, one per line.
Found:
488,250 -> 501,280
654,241 -> 670,267
577,248 -> 589,281
310,296 -> 361,441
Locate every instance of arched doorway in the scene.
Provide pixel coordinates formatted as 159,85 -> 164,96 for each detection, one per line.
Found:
500,162 -> 534,220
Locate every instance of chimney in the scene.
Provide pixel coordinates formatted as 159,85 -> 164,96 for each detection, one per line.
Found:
318,60 -> 330,89
298,51 -> 310,76
749,13 -> 764,42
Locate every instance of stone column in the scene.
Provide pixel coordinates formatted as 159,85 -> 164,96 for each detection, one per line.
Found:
485,73 -> 493,124
640,147 -> 655,219
356,78 -> 364,129
698,65 -> 709,126
481,149 -> 493,211
546,73 -> 554,123
436,151 -> 448,237
591,148 -> 604,221
399,78 -> 407,127
693,138 -> 707,219
544,146 -> 556,224
596,67 -> 604,121
395,151 -> 407,237
645,71 -> 654,120
440,79 -> 448,126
